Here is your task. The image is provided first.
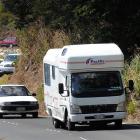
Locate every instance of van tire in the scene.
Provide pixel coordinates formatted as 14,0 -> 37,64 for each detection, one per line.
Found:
52,117 -> 60,128
66,115 -> 75,131
67,119 -> 75,131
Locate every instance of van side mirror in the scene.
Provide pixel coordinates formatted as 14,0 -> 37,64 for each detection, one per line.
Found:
58,83 -> 64,94
128,80 -> 134,91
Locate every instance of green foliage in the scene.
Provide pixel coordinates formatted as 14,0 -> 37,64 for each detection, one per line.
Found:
123,55 -> 140,96
1,0 -> 140,56
36,84 -> 44,102
1,0 -> 34,28
123,55 -> 140,115
16,26 -> 50,66
127,100 -> 137,115
16,24 -> 70,68
30,1 -> 140,56
0,74 -> 9,84
0,1 -> 4,13
0,12 -> 16,29
0,1 -> 16,30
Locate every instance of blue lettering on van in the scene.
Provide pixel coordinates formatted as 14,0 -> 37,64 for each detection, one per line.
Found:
86,58 -> 105,65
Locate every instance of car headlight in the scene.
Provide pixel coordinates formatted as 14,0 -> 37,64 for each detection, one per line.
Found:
0,102 -> 11,106
116,102 -> 126,112
0,102 -> 4,106
4,102 -> 12,106
70,104 -> 82,114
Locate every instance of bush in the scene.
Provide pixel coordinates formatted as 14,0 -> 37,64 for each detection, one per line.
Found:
127,99 -> 137,115
0,74 -> 9,84
16,25 -> 70,69
123,54 -> 140,115
36,84 -> 44,102
123,55 -> 140,96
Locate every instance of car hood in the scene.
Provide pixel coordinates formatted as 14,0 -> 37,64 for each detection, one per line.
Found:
0,61 -> 13,66
0,96 -> 37,103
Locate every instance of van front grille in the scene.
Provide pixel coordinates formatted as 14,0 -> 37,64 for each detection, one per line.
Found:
80,104 -> 117,114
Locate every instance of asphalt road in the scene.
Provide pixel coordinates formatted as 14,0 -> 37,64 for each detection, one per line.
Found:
0,115 -> 140,140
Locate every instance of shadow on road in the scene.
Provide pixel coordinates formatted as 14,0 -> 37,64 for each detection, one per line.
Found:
1,116 -> 140,132
74,123 -> 140,131
75,124 -> 140,131
0,115 -> 47,119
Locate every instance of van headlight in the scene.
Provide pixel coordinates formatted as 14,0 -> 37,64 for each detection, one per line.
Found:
70,104 -> 82,114
116,102 -> 126,112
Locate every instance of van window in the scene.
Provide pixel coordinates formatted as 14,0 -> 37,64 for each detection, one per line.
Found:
52,66 -> 55,80
44,63 -> 51,86
71,71 -> 123,98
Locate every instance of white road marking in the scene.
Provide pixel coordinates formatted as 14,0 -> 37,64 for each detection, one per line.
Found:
1,120 -> 18,126
80,137 -> 88,140
45,128 -> 61,133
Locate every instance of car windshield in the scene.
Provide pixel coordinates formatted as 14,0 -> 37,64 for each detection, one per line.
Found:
71,71 -> 123,97
4,37 -> 16,41
0,86 -> 30,96
4,55 -> 19,61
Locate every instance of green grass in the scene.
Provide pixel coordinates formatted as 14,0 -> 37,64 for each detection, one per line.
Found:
123,55 -> 140,96
0,74 -> 9,84
123,54 -> 140,114
36,84 -> 44,102
127,100 -> 137,115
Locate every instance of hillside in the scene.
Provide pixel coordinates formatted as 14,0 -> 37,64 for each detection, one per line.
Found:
0,45 -> 45,115
9,63 -> 46,115
0,29 -> 70,116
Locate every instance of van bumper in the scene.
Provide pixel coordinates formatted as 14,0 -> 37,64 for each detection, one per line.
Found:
70,112 -> 126,123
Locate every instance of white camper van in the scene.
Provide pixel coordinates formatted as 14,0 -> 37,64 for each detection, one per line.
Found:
43,43 -> 133,130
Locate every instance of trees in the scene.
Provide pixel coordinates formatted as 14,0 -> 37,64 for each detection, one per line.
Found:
32,0 -> 140,57
0,1 -> 16,33
1,0 -> 34,28
1,0 -> 140,57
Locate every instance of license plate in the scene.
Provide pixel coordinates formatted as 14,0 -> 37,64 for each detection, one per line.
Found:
94,114 -> 104,119
16,107 -> 25,111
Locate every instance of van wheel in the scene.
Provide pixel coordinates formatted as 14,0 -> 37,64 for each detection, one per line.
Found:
59,122 -> 66,129
115,120 -> 122,129
52,118 -> 60,128
66,116 -> 75,131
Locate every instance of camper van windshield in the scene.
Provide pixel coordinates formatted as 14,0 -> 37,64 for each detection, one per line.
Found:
71,71 -> 123,98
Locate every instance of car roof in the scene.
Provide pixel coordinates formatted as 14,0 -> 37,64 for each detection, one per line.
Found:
7,53 -> 21,56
